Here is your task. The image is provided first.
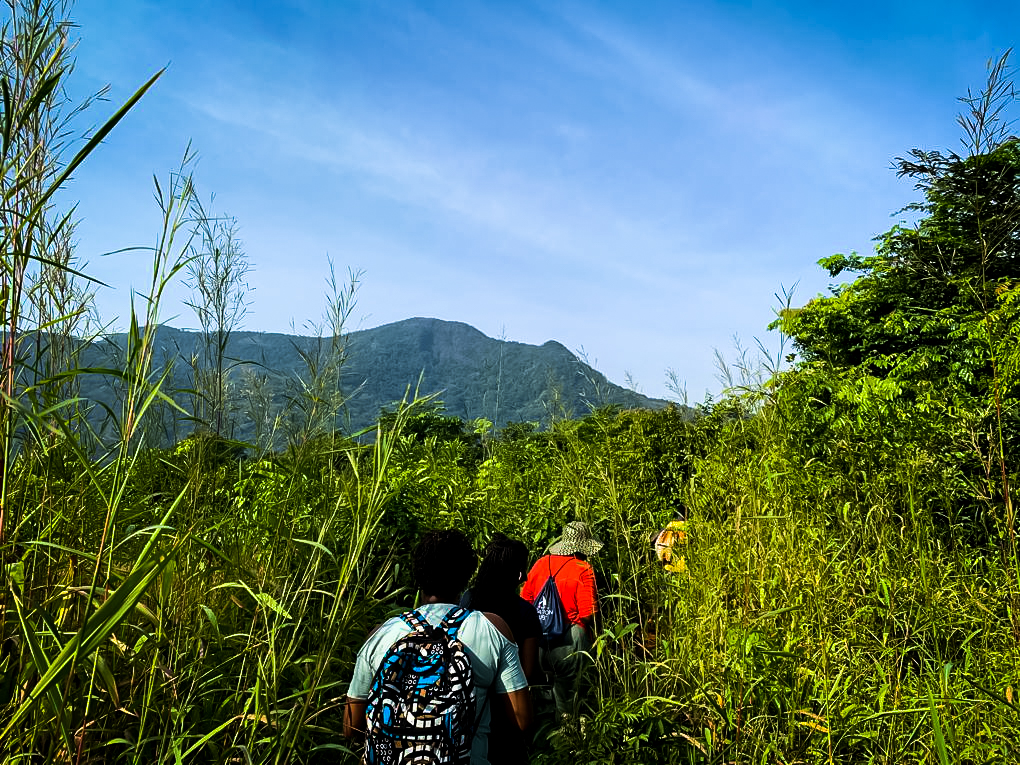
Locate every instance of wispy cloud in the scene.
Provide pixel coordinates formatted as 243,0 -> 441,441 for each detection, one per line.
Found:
555,7 -> 886,180
70,0 -> 1013,399
184,82 -> 697,284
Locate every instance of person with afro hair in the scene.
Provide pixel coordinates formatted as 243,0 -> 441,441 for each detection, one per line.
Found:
345,529 -> 532,764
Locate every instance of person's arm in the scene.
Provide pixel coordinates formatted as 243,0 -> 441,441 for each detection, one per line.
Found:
344,625 -> 385,739
484,611 -> 533,730
343,697 -> 367,738
485,612 -> 542,690
520,635 -> 540,685
498,687 -> 533,731
576,563 -> 599,636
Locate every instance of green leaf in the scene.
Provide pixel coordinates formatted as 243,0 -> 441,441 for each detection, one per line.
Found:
1,76 -> 12,158
28,68 -> 165,226
92,651 -> 120,708
200,604 -> 221,642
255,593 -> 293,621
929,689 -> 951,765
2,547 -> 175,741
5,560 -> 24,589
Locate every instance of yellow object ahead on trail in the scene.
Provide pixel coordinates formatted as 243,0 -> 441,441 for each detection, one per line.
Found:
653,520 -> 688,573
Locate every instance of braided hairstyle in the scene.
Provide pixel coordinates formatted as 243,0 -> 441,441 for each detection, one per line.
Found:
412,529 -> 478,598
466,532 -> 530,612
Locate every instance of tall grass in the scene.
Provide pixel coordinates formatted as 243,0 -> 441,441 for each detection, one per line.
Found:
0,6 -> 414,761
3,4 -> 1020,763
357,391 -> 1020,763
514,381 -> 1020,764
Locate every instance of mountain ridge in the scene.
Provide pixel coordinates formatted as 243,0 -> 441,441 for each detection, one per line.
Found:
84,317 -> 671,441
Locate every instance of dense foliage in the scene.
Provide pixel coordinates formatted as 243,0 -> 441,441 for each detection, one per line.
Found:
2,5 -> 1020,764
778,139 -> 1020,386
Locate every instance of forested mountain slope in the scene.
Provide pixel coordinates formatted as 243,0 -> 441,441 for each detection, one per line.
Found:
79,317 -> 668,440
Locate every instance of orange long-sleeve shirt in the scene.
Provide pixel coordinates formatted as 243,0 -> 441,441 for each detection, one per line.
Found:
520,554 -> 598,626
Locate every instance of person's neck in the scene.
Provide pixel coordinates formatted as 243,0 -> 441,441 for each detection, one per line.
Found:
421,593 -> 458,605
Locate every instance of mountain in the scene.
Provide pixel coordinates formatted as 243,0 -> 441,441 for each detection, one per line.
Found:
339,317 -> 666,428
79,318 -> 670,442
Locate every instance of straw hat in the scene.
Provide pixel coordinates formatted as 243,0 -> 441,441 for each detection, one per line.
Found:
548,521 -> 604,557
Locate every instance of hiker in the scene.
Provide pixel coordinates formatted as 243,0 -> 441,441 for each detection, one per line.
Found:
652,507 -> 689,574
520,521 -> 602,715
462,533 -> 542,684
344,529 -> 533,765
462,533 -> 543,764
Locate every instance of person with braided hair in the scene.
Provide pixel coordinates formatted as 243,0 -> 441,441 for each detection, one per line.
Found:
462,533 -> 542,683
462,533 -> 542,764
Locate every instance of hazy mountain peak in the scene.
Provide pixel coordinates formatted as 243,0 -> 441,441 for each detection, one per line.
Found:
87,318 -> 668,440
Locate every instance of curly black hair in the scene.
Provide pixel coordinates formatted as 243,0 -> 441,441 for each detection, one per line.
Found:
411,529 -> 478,597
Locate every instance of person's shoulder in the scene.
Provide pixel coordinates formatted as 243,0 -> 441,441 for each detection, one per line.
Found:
555,555 -> 585,570
362,613 -> 407,644
515,595 -> 539,617
514,596 -> 542,636
529,554 -> 553,568
379,612 -> 406,627
479,610 -> 513,639
354,614 -> 410,670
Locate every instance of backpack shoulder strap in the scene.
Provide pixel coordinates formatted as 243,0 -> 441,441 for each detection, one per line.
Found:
399,609 -> 429,632
438,606 -> 470,638
550,557 -> 573,582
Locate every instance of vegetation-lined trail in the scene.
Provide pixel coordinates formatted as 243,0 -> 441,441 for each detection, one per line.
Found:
2,3 -> 1020,762
6,394 -> 1020,763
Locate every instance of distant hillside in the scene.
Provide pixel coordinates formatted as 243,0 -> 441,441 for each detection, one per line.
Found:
79,318 -> 670,442
339,317 -> 667,428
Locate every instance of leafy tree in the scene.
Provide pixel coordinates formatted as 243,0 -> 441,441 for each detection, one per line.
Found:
777,52 -> 1020,391
775,52 -> 1020,540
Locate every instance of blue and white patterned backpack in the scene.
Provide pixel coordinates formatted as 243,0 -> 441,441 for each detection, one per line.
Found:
364,607 -> 476,765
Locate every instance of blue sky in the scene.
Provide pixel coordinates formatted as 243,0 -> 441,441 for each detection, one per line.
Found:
64,0 -> 1019,400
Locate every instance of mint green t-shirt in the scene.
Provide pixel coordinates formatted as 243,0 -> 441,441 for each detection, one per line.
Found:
348,603 -> 528,765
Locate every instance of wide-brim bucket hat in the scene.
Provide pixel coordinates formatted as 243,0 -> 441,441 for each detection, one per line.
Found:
548,521 -> 604,557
